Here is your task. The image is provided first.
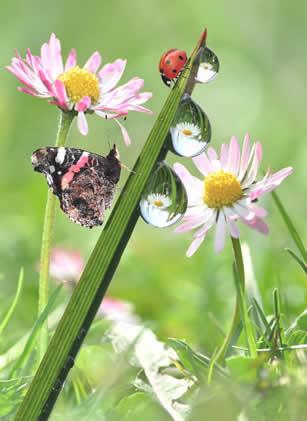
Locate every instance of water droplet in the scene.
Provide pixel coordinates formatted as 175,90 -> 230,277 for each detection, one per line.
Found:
140,162 -> 188,228
196,47 -> 220,83
169,94 -> 211,157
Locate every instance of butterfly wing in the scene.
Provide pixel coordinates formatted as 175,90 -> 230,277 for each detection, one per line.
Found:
31,146 -> 121,228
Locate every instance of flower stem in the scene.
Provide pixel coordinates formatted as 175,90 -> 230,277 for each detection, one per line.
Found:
216,237 -> 257,363
38,111 -> 74,362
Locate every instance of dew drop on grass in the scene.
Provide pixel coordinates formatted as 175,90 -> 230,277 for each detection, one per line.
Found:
139,162 -> 188,228
168,94 -> 211,157
195,46 -> 220,83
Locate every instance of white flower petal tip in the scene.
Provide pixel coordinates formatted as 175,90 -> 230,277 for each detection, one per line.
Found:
174,134 -> 292,255
7,34 -> 152,138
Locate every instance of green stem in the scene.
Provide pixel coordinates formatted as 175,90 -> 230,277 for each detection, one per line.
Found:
216,238 -> 245,363
38,111 -> 74,362
232,237 -> 257,358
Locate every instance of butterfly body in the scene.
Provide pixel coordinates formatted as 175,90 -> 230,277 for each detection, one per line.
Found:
31,146 -> 121,228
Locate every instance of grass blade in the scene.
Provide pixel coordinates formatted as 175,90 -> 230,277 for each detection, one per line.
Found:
272,190 -> 307,262
0,268 -> 23,337
285,248 -> 307,273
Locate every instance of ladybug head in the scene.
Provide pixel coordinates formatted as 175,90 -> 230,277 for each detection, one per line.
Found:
161,74 -> 172,87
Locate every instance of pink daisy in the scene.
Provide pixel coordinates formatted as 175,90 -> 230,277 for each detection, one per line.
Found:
173,134 -> 293,256
7,33 -> 152,144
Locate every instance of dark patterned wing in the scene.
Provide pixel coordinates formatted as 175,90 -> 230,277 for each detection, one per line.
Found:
31,146 -> 121,228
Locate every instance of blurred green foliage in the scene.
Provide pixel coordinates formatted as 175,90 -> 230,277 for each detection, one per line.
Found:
0,0 -> 306,396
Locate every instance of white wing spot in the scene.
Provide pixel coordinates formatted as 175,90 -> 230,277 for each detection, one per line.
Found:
49,165 -> 55,173
55,147 -> 66,164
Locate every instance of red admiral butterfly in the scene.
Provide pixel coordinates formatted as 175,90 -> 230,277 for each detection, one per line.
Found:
31,145 -> 121,228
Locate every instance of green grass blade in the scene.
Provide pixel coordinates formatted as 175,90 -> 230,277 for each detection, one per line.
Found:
9,286 -> 62,378
272,190 -> 307,262
0,268 -> 23,337
285,248 -> 307,273
15,30 -> 208,421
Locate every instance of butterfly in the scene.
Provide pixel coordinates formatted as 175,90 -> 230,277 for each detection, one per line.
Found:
31,145 -> 121,228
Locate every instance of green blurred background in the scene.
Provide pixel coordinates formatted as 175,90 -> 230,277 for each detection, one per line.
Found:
0,0 -> 306,355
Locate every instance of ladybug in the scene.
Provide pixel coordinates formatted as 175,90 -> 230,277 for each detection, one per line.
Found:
159,49 -> 188,87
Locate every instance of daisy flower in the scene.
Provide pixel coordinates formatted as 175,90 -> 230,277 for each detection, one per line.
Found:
140,193 -> 173,228
170,121 -> 205,157
7,33 -> 152,144
173,134 -> 293,256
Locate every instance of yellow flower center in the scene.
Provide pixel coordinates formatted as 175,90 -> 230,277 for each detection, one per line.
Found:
57,66 -> 100,104
153,199 -> 164,207
204,171 -> 243,208
182,128 -> 193,136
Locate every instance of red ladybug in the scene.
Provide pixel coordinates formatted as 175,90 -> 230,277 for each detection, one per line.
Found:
159,49 -> 187,87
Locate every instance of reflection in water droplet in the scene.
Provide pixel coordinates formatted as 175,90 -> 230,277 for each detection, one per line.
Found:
169,94 -> 211,157
140,162 -> 188,228
196,47 -> 219,83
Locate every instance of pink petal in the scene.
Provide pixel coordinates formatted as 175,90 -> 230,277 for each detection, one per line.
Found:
193,211 -> 216,238
75,96 -> 91,112
238,133 -> 251,180
224,208 -> 240,238
173,163 -> 203,205
175,208 -> 214,233
242,142 -> 263,188
233,202 -> 255,221
250,204 -> 268,218
53,79 -> 69,110
65,48 -> 77,71
226,136 -> 240,175
214,212 -> 226,253
114,118 -> 131,146
99,59 -> 127,93
243,217 -> 269,235
84,51 -> 101,73
17,86 -> 39,97
186,236 -> 206,257
41,33 -> 63,80
193,153 -> 213,176
248,167 -> 293,200
77,112 -> 88,136
220,143 -> 229,168
207,147 -> 218,161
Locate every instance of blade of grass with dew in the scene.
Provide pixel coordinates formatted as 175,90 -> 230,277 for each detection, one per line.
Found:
272,190 -> 307,262
15,29 -> 208,420
0,268 -> 23,337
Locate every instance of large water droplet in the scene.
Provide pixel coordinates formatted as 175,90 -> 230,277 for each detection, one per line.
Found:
169,94 -> 211,157
140,162 -> 188,228
195,47 -> 220,83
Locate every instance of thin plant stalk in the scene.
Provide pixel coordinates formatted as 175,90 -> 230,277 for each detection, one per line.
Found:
38,111 -> 74,361
216,237 -> 257,363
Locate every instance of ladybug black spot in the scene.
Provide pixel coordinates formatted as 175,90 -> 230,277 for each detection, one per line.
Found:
159,68 -> 163,73
172,69 -> 177,73
165,59 -> 171,64
178,55 -> 184,60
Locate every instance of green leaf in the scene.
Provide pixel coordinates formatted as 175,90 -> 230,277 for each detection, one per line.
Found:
0,268 -> 23,337
272,190 -> 307,262
16,31 -> 208,420
226,356 -> 259,382
285,248 -> 307,273
167,338 -> 226,381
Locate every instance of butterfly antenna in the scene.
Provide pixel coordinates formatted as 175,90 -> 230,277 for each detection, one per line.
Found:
121,162 -> 136,174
